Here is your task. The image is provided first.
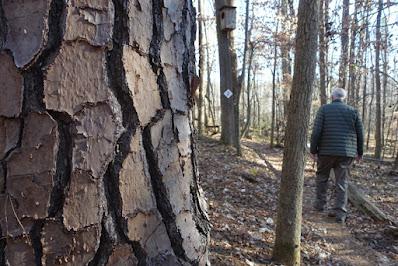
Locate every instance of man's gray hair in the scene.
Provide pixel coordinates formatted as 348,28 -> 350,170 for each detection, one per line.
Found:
331,87 -> 347,99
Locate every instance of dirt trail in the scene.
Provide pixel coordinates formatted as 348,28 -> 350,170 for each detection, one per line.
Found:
199,136 -> 397,265
304,209 -> 389,266
243,140 -> 394,266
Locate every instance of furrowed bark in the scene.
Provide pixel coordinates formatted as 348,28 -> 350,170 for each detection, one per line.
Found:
0,0 -> 209,265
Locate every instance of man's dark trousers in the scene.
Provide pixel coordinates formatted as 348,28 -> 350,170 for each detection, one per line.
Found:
315,155 -> 354,219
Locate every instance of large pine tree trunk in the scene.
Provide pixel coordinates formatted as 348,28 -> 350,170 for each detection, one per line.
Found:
0,1 -> 210,265
273,0 -> 319,264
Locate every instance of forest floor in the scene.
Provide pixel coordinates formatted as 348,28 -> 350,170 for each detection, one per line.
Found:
197,135 -> 398,266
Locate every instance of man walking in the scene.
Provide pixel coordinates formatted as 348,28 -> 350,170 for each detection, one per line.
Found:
310,88 -> 364,223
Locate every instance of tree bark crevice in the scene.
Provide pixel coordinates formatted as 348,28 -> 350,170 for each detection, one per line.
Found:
142,125 -> 192,265
47,111 -> 73,218
100,0 -> 146,264
88,221 -> 115,266
30,220 -> 44,266
149,0 -> 171,110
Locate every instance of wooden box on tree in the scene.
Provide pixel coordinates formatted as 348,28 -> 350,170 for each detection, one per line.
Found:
218,0 -> 237,31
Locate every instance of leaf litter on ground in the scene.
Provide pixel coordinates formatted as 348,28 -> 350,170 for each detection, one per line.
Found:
197,136 -> 397,265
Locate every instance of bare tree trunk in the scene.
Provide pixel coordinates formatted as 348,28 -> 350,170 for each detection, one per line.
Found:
318,0 -> 328,105
339,0 -> 350,89
256,90 -> 261,134
367,68 -> 375,150
324,0 -> 330,91
271,24 -> 279,148
348,0 -> 358,106
382,16 -> 388,152
361,0 -> 371,123
241,46 -> 255,138
273,0 -> 319,264
375,0 -> 383,159
281,0 -> 293,119
215,0 -> 241,154
383,101 -> 398,159
198,0 -> 205,135
215,1 -> 238,143
204,19 -> 216,128
0,1 -> 209,265
276,75 -> 283,146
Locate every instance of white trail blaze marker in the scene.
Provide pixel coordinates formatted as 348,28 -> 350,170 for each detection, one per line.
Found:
224,89 -> 233,98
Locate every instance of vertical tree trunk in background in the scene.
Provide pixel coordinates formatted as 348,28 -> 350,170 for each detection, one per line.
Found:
273,0 -> 319,264
0,1 -> 210,265
382,17 -> 388,150
367,68 -> 375,150
198,0 -> 205,135
271,25 -> 279,148
256,90 -> 261,133
204,19 -> 216,128
348,0 -> 358,106
281,0 -> 293,119
375,0 -> 383,159
383,101 -> 398,158
215,0 -> 241,153
339,0 -> 350,90
241,47 -> 254,138
362,0 -> 371,124
318,0 -> 327,105
324,0 -> 330,91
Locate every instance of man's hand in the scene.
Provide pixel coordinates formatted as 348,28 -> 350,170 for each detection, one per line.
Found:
310,153 -> 318,161
356,155 -> 362,162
